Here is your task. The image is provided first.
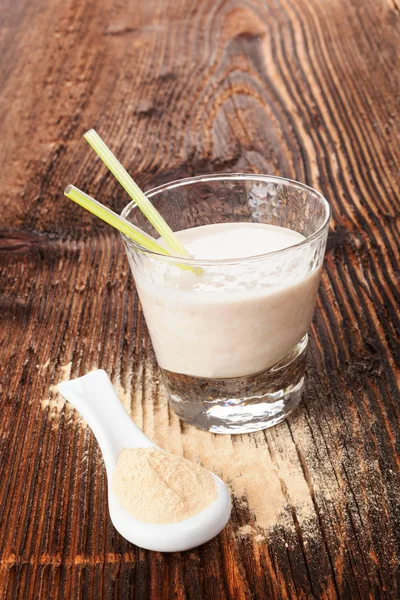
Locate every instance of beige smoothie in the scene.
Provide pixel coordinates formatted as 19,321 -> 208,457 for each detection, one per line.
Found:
134,223 -> 321,379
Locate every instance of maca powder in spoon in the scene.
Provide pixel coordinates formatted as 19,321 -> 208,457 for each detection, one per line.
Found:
112,447 -> 217,524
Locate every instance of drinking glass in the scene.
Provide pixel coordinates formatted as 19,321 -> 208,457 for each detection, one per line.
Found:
121,174 -> 330,434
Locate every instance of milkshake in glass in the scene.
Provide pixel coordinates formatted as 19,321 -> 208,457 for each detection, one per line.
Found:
121,175 -> 330,433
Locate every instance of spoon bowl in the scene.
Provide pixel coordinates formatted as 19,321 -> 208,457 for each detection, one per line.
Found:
58,369 -> 231,552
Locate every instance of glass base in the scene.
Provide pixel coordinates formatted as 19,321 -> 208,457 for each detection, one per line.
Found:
160,335 -> 308,434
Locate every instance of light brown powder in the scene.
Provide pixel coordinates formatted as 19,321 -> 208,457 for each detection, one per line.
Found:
115,364 -> 323,534
154,423 -> 318,532
237,525 -> 254,536
112,447 -> 217,524
43,359 -> 342,540
40,362 -> 77,429
42,361 -> 72,411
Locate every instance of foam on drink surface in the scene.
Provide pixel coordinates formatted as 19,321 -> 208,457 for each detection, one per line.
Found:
181,223 -> 304,260
153,223 -> 307,294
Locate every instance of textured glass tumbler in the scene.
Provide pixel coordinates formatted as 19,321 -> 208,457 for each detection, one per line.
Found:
121,174 -> 330,434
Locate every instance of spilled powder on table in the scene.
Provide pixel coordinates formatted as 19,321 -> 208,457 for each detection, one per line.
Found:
40,362 -> 86,429
37,358 -> 50,374
237,525 -> 255,536
41,362 -> 73,417
237,525 -> 266,543
40,359 -> 342,540
114,361 -> 341,540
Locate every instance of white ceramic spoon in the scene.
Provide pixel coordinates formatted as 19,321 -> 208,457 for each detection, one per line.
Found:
58,369 -> 231,552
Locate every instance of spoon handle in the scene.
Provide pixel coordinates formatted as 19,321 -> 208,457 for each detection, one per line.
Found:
58,370 -> 154,472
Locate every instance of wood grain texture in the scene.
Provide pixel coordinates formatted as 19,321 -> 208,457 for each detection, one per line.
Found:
0,0 -> 399,598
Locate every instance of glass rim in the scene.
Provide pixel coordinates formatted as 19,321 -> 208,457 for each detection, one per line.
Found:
120,173 -> 331,266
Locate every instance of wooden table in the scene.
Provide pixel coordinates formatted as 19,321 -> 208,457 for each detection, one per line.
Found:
1,0 -> 399,598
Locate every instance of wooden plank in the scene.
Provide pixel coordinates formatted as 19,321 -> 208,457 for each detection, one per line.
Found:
0,0 -> 399,598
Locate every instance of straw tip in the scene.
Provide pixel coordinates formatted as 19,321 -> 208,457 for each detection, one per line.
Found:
64,184 -> 73,195
84,128 -> 96,139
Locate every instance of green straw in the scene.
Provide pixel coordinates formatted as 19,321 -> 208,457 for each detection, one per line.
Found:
64,185 -> 171,255
84,129 -> 190,258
